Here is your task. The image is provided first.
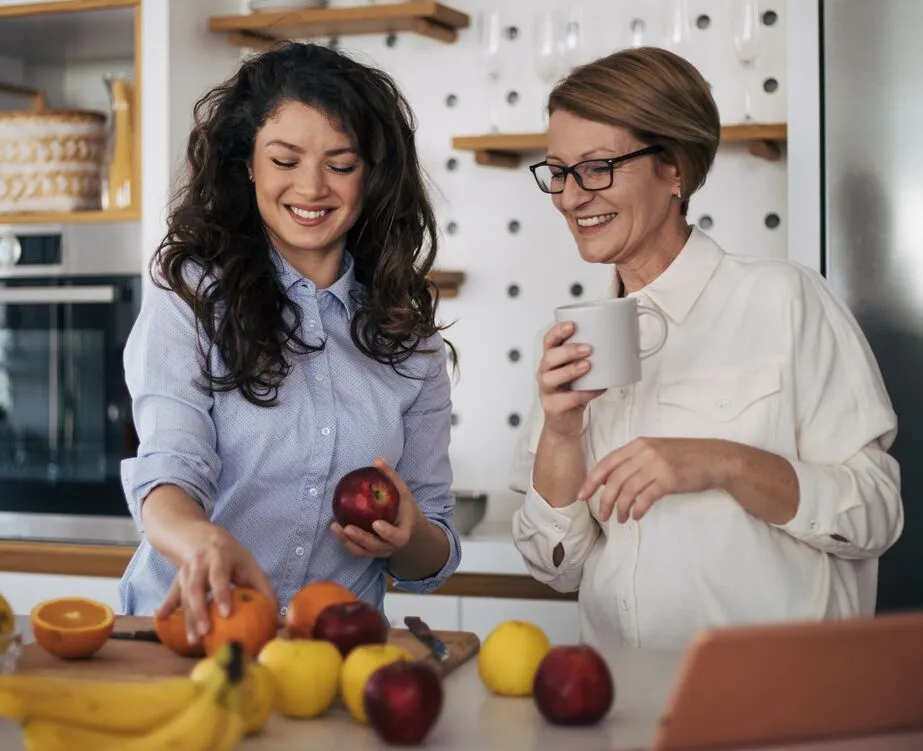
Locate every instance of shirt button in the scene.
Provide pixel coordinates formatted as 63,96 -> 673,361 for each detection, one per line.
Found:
809,521 -> 818,531
295,546 -> 305,556
321,427 -> 331,436
617,387 -> 627,398
307,319 -> 317,327
553,523 -> 564,532
717,399 -> 731,411
309,487 -> 318,497
315,374 -> 324,383
621,599 -> 629,611
280,606 -> 288,616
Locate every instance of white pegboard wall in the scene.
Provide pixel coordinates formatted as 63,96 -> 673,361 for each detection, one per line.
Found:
234,0 -> 789,516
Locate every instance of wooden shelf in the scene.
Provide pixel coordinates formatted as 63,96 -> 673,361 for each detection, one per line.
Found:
428,269 -> 465,298
209,1 -> 470,48
0,0 -> 138,18
0,208 -> 140,226
452,124 -> 788,168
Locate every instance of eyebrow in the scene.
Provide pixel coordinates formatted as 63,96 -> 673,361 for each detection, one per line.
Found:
545,148 -> 622,162
264,139 -> 357,157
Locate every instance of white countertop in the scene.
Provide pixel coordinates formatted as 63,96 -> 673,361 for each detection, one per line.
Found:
457,519 -> 527,575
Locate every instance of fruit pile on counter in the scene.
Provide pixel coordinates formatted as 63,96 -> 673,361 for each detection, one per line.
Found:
0,582 -> 615,750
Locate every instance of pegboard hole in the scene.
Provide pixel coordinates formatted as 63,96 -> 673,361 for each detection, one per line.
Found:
695,14 -> 711,30
446,157 -> 458,172
763,77 -> 779,94
508,348 -> 521,363
507,413 -> 521,428
762,10 -> 778,26
507,219 -> 520,234
445,94 -> 458,108
505,25 -> 519,41
630,18 -> 645,35
569,283 -> 584,298
446,221 -> 459,235
765,213 -> 781,230
506,90 -> 520,106
698,214 -> 714,230
385,32 -> 398,48
507,283 -> 520,298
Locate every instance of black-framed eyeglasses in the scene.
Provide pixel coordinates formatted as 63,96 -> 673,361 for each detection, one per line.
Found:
529,144 -> 665,194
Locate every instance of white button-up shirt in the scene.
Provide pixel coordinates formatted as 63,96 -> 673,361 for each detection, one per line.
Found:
509,228 -> 903,652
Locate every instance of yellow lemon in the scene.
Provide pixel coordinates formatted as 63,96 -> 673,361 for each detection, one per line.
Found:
257,638 -> 342,719
339,643 -> 413,724
0,593 -> 14,656
191,655 -> 275,734
478,620 -> 551,696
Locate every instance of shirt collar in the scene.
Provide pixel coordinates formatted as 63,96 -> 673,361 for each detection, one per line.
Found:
619,226 -> 725,325
270,248 -> 360,319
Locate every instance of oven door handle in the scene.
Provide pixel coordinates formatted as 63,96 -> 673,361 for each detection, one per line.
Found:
0,285 -> 116,305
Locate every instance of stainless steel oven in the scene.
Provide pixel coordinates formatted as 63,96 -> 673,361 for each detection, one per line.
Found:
0,224 -> 142,544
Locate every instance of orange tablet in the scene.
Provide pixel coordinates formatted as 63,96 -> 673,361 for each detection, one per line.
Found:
653,611 -> 923,751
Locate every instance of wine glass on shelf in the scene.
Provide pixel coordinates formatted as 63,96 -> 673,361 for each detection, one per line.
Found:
732,0 -> 762,122
629,17 -> 647,48
663,0 -> 693,61
477,10 -> 507,133
532,10 -> 565,98
562,5 -> 588,72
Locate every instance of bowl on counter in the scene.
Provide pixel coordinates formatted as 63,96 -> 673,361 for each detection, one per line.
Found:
452,491 -> 488,536
0,628 -> 22,675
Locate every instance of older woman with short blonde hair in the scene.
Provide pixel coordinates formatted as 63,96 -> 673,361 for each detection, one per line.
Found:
510,47 -> 903,653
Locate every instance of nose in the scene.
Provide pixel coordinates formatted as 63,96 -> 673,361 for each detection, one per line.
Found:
557,173 -> 593,212
293,164 -> 330,199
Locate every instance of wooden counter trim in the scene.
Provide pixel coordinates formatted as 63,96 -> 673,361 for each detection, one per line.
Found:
0,541 -> 577,601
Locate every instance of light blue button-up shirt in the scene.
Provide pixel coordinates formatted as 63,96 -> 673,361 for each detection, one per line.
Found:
118,250 -> 460,616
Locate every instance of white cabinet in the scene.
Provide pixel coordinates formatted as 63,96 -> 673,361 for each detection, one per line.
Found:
459,597 -> 580,645
383,592 -> 460,631
0,572 -> 122,615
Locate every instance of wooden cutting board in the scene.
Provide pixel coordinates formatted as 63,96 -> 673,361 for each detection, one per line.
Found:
17,615 -> 480,682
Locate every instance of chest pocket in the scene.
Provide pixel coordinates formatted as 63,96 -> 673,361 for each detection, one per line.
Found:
658,361 -> 782,446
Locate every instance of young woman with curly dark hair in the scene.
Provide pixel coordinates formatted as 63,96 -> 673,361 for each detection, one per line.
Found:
118,42 -> 460,641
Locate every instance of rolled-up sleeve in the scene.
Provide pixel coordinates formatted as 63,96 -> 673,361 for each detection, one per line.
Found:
775,272 -> 903,559
387,336 -> 461,593
509,400 -> 600,592
121,275 -> 221,532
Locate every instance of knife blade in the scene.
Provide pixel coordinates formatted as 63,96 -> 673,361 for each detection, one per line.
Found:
109,629 -> 161,643
404,616 -> 449,661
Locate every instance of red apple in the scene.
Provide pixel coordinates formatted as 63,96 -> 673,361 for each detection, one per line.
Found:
332,466 -> 400,534
364,661 -> 443,745
533,645 -> 615,726
312,601 -> 389,657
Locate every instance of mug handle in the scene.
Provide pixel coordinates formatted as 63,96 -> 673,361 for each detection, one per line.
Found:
638,306 -> 668,359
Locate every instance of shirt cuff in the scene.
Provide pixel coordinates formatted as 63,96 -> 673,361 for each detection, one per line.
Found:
520,483 -> 596,554
388,519 -> 461,595
773,458 -> 857,554
121,455 -> 213,533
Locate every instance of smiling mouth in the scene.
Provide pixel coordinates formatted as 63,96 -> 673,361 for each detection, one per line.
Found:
575,212 -> 617,228
288,206 -> 333,220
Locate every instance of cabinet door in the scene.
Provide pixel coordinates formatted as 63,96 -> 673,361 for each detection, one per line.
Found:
0,573 -> 122,615
460,597 -> 580,644
383,593 -> 460,631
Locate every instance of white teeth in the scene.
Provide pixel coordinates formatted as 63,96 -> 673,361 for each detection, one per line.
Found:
290,206 -> 330,219
576,213 -> 617,227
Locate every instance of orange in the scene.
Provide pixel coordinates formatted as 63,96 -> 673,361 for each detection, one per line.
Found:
153,608 -> 205,658
285,581 -> 356,638
202,587 -> 278,659
30,597 -> 115,660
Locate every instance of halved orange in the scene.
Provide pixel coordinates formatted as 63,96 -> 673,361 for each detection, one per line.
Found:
30,597 -> 115,660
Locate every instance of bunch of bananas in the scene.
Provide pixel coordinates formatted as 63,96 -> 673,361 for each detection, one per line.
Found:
0,641 -> 247,751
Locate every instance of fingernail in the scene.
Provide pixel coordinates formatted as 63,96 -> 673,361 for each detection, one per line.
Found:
577,361 -> 590,370
372,521 -> 384,533
219,603 -> 230,617
198,621 -> 209,635
578,345 -> 592,355
187,631 -> 197,645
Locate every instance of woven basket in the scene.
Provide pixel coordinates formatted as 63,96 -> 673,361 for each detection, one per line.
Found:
0,83 -> 106,214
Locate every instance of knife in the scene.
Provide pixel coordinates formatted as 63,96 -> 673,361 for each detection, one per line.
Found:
404,616 -> 449,661
109,629 -> 161,643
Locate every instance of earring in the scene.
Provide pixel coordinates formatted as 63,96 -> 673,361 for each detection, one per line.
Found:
247,169 -> 254,182
675,188 -> 683,200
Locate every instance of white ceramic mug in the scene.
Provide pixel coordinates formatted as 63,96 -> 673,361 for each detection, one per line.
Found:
553,297 -> 668,390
